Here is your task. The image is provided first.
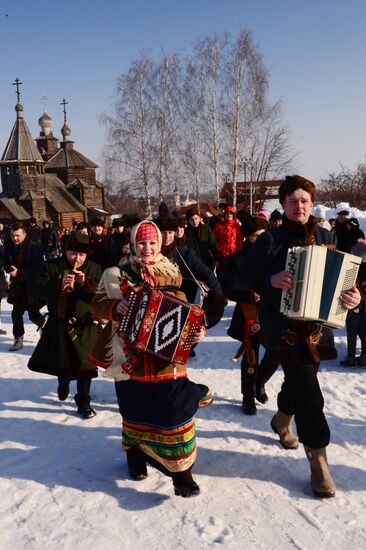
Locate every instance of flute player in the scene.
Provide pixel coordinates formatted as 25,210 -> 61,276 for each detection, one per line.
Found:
28,233 -> 102,419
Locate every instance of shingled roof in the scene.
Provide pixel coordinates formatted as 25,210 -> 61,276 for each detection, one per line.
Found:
47,147 -> 98,169
42,174 -> 87,213
0,196 -> 31,219
1,103 -> 43,164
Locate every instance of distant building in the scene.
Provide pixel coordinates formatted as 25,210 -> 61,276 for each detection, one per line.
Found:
220,180 -> 282,211
0,81 -> 112,226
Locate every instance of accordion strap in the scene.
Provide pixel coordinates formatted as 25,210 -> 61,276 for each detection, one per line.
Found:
155,284 -> 181,292
176,248 -> 208,306
122,265 -> 181,293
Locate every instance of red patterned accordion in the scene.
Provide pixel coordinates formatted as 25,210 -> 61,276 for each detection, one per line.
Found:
117,288 -> 204,365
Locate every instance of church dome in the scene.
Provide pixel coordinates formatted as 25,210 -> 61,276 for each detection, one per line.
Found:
15,102 -> 24,118
38,111 -> 52,136
61,121 -> 71,141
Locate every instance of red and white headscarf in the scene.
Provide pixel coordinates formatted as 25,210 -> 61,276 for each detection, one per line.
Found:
128,220 -> 178,282
135,222 -> 159,244
130,221 -> 162,260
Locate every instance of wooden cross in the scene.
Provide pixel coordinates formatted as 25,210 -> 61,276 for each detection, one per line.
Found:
60,98 -> 68,123
12,77 -> 23,102
41,95 -> 48,111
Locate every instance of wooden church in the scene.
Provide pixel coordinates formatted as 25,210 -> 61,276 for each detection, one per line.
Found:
0,79 -> 112,227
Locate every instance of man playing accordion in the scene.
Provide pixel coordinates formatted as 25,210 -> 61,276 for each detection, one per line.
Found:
237,175 -> 360,498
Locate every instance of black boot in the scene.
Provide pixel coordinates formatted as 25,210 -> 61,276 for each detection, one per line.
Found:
57,376 -> 70,401
255,354 -> 279,403
173,469 -> 200,497
127,447 -> 148,481
242,383 -> 257,415
75,379 -> 96,418
255,384 -> 268,404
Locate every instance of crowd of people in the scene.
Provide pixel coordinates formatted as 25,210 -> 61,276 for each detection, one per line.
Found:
0,175 -> 364,500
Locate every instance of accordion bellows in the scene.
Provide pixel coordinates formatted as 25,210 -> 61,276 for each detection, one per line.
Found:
118,288 -> 204,364
281,245 -> 361,328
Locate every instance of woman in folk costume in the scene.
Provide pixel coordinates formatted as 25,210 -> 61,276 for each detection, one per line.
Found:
89,221 -> 212,498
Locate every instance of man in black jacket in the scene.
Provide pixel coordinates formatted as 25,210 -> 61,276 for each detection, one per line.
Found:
156,215 -> 226,330
239,176 -> 360,498
28,233 -> 102,419
5,222 -> 45,351
184,208 -> 219,270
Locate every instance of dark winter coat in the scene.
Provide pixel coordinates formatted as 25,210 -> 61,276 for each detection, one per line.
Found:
222,240 -> 259,342
334,220 -> 349,252
347,227 -> 365,252
0,236 -> 7,298
26,224 -> 41,243
237,215 -> 337,364
170,245 -> 226,327
104,231 -> 130,268
4,236 -> 44,307
170,246 -> 222,302
89,234 -> 110,270
28,257 -> 102,379
185,223 -> 219,269
40,227 -> 57,258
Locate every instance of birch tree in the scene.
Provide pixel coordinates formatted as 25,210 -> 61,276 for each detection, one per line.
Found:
221,29 -> 268,207
179,63 -> 206,206
152,54 -> 182,202
102,31 -> 296,214
101,54 -> 156,217
191,33 -> 228,202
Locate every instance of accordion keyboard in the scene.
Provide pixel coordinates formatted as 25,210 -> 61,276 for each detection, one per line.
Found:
282,249 -> 307,315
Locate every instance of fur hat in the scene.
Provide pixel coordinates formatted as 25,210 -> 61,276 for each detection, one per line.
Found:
155,215 -> 178,231
269,209 -> 282,222
186,207 -> 200,221
122,213 -> 142,228
64,233 -> 90,254
236,210 -> 252,225
279,175 -> 316,204
90,217 -> 105,228
158,202 -> 170,216
241,216 -> 268,237
348,217 -> 359,227
112,218 -> 125,228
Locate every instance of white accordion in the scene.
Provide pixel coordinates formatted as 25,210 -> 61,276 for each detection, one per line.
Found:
280,245 -> 361,328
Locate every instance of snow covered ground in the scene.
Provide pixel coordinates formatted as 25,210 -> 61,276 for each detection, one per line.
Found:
0,298 -> 365,550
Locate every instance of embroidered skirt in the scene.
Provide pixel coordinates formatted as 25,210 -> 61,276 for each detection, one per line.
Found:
115,378 -> 212,472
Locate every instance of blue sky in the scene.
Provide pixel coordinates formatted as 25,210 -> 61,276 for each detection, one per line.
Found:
1,0 -> 365,185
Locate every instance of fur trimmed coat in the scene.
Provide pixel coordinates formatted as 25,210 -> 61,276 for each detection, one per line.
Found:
89,258 -> 189,382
